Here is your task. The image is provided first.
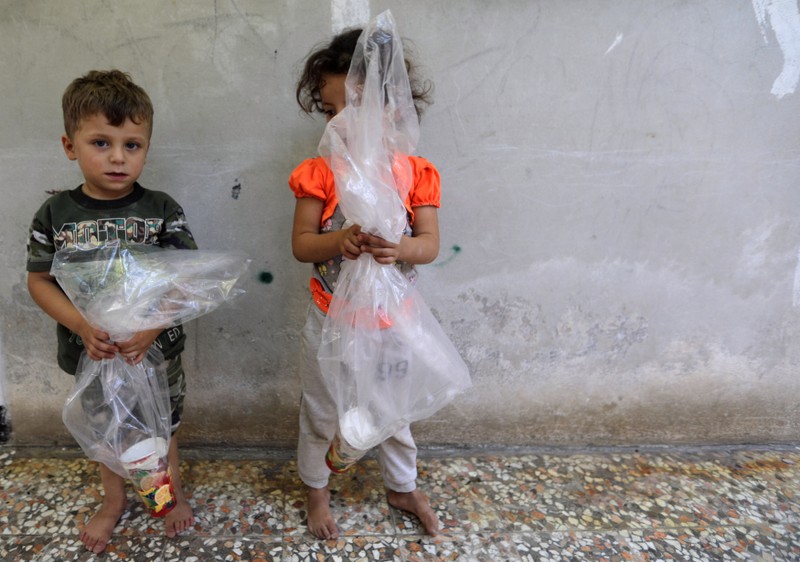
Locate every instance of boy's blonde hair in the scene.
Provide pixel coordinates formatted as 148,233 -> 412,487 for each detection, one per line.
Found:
62,70 -> 153,139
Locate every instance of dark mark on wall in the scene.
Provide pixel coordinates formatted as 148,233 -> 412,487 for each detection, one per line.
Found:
45,189 -> 63,195
231,179 -> 242,200
0,406 -> 11,443
259,271 -> 274,284
434,244 -> 462,267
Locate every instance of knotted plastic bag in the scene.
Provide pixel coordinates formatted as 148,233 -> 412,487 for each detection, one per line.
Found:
317,10 -> 471,470
52,241 -> 249,514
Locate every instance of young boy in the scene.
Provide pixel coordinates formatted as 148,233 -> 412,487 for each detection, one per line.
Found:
26,70 -> 196,554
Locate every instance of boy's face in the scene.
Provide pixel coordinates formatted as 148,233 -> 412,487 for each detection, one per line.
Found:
62,113 -> 150,200
320,73 -> 347,122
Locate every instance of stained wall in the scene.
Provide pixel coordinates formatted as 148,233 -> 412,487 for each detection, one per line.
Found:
2,0 -> 799,448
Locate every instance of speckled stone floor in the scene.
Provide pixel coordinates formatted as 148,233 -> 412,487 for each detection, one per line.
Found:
1,446 -> 798,561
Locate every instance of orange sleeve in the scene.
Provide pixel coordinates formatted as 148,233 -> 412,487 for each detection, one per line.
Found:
288,157 -> 338,225
405,156 -> 441,224
290,156 -> 440,227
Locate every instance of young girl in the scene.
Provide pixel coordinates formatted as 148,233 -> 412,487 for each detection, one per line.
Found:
290,28 -> 441,540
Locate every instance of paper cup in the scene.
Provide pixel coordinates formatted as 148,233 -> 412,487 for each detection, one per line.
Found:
120,438 -> 176,517
325,431 -> 368,473
325,408 -> 378,473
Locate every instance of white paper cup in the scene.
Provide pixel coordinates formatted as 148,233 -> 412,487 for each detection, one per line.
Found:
120,437 -> 175,517
120,437 -> 168,471
325,408 -> 379,473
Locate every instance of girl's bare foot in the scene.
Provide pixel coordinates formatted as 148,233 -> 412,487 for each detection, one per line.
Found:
164,497 -> 194,537
80,497 -> 127,554
307,486 -> 339,539
387,488 -> 440,536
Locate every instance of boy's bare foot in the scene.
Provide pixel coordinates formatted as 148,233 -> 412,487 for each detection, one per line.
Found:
164,497 -> 194,537
80,498 -> 127,554
164,434 -> 194,538
387,488 -> 440,536
307,486 -> 339,539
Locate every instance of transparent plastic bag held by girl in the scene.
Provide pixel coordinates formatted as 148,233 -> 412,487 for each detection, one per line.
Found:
52,241 -> 250,515
317,10 -> 471,472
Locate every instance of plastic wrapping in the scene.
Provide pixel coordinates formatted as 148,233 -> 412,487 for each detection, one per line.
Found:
63,347 -> 176,515
318,11 -> 419,244
51,241 -> 250,342
317,10 -> 471,469
52,241 -> 249,513
319,260 -> 472,454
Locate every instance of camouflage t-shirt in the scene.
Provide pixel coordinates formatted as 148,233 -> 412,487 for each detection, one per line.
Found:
26,182 -> 197,374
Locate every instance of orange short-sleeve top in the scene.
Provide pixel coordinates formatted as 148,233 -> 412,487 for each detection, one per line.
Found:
288,155 -> 441,227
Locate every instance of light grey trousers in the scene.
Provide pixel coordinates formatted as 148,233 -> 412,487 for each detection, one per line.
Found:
297,302 -> 418,492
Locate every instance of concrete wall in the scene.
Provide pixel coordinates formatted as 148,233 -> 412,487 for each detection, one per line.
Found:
2,0 -> 799,449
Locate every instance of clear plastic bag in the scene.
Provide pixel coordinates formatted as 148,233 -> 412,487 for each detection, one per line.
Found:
318,11 -> 419,244
317,11 -> 471,469
62,347 -> 177,515
319,259 -> 472,454
51,241 -> 250,342
51,241 -> 249,513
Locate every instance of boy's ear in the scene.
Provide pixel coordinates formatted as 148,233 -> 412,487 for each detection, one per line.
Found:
61,134 -> 77,161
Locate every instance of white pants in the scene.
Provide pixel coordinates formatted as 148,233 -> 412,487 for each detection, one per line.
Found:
297,302 -> 418,493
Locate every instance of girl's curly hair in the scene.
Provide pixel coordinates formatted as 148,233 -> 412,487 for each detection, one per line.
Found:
296,28 -> 433,120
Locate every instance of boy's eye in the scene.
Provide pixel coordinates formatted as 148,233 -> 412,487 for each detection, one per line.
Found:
92,140 -> 109,148
125,142 -> 141,150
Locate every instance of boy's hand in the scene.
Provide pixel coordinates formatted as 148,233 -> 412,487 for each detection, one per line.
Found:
116,328 -> 162,365
339,224 -> 364,260
76,321 -> 118,361
359,233 -> 401,265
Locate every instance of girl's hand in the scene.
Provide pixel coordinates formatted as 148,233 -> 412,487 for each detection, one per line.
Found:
116,328 -> 162,365
76,320 -> 118,361
339,223 -> 364,260
358,207 -> 441,266
359,233 -> 401,265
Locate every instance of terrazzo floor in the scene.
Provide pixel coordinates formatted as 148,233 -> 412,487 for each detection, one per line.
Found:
1,445 -> 799,561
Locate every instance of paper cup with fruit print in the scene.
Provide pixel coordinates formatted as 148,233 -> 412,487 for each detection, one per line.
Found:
325,407 -> 381,473
120,437 -> 176,517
